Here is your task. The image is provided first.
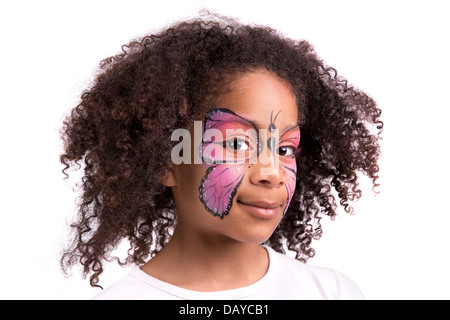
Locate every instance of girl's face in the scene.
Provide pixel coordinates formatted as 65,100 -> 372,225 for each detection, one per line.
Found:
170,69 -> 300,244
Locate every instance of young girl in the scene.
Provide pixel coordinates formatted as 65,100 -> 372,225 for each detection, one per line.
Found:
60,14 -> 382,299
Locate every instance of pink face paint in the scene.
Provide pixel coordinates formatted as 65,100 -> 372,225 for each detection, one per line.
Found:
199,108 -> 300,219
200,109 -> 259,165
199,108 -> 257,218
278,125 -> 301,215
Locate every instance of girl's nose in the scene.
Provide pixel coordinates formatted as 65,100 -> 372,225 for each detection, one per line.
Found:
248,158 -> 285,188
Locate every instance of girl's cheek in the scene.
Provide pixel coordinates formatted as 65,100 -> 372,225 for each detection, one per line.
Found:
199,163 -> 246,218
281,159 -> 297,215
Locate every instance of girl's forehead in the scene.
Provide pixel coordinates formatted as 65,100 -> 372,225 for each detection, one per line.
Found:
212,69 -> 298,130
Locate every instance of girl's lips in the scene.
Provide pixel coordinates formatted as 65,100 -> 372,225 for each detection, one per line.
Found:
237,200 -> 282,219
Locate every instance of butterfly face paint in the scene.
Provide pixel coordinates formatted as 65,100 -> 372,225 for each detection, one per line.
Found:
199,108 -> 300,219
278,123 -> 301,215
198,108 -> 257,218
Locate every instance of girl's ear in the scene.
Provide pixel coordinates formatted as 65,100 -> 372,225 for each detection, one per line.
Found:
159,165 -> 177,187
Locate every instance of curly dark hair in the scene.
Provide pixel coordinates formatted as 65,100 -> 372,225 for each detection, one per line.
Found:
60,14 -> 382,287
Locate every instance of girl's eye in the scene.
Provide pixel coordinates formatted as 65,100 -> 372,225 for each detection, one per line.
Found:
278,146 -> 296,157
224,138 -> 249,152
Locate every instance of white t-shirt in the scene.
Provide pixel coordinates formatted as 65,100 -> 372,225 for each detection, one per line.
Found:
93,246 -> 364,300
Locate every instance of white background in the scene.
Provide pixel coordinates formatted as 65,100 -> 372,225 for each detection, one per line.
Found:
1,0 -> 449,300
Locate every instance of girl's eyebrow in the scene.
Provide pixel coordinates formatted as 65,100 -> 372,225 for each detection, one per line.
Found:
279,123 -> 300,138
206,108 -> 257,129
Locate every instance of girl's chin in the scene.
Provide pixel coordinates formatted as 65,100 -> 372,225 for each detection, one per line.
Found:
216,215 -> 280,245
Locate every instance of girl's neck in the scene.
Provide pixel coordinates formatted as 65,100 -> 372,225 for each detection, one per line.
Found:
141,226 -> 269,292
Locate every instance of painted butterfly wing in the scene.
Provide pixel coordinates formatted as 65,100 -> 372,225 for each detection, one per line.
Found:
279,124 -> 300,215
204,108 -> 254,131
200,108 -> 259,165
199,108 -> 256,218
281,164 -> 297,215
199,164 -> 245,219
